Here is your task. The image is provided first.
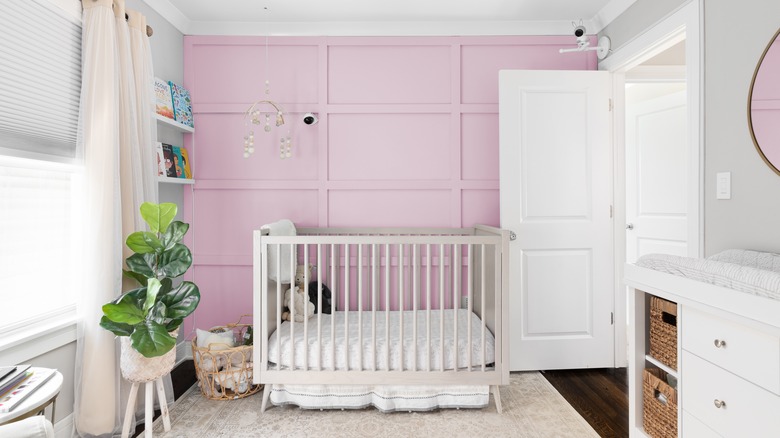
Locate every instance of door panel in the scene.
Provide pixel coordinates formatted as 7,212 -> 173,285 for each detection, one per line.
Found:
499,70 -> 614,371
626,90 -> 688,262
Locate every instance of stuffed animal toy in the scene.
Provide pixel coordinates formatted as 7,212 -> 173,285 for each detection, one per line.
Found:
308,281 -> 332,314
282,264 -> 315,322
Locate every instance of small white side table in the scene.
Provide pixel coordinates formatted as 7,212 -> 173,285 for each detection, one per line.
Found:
0,367 -> 63,426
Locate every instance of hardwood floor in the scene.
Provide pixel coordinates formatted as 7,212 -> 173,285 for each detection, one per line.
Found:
541,368 -> 629,438
137,363 -> 628,437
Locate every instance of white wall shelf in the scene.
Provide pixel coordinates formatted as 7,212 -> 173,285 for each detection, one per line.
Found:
155,113 -> 194,133
158,176 -> 194,185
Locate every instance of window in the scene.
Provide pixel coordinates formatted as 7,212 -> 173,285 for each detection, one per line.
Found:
0,0 -> 82,336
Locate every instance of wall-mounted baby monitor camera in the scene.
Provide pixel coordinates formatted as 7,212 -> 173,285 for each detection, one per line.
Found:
573,25 -> 586,38
303,112 -> 318,125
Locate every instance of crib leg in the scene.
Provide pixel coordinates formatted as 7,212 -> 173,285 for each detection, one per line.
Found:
491,385 -> 503,414
260,384 -> 271,413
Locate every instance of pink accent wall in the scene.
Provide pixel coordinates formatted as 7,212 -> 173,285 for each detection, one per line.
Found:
181,35 -> 596,331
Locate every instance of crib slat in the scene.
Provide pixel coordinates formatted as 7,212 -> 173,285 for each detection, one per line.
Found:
412,244 -> 418,372
276,244 -> 282,371
331,243 -> 336,370
426,243 -> 431,372
317,244 -> 323,371
398,243 -> 404,371
467,244 -> 473,372
358,244 -> 363,371
289,243 -> 296,370
303,244 -> 309,371
439,243 -> 445,372
372,244 -> 377,371
344,243 -> 350,371
453,243 -> 459,372
385,243 -> 390,371
481,244 -> 486,371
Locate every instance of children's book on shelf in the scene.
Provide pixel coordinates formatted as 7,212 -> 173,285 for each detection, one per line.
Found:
171,146 -> 185,179
176,146 -> 192,179
162,143 -> 178,178
154,77 -> 175,120
0,368 -> 56,413
155,142 -> 166,177
169,81 -> 194,128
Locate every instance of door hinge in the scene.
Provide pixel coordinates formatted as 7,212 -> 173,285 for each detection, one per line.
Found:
609,98 -> 613,111
611,312 -> 615,325
609,205 -> 613,218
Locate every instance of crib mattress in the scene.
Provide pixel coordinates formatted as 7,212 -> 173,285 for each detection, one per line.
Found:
635,252 -> 780,301
267,308 -> 495,371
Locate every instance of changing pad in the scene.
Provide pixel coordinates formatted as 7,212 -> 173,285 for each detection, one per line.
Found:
635,250 -> 780,302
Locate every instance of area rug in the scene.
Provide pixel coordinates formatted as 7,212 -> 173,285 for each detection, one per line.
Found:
152,372 -> 599,437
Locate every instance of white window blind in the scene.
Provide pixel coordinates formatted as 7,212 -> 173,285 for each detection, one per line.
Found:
0,0 -> 81,335
0,0 -> 81,163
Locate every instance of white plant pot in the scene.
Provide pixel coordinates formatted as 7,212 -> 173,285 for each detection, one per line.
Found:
120,331 -> 178,383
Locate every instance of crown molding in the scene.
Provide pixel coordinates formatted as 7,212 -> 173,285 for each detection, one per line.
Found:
143,0 -> 635,37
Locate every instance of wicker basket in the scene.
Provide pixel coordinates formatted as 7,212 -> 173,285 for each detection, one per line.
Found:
642,367 -> 678,438
649,296 -> 677,370
192,316 -> 262,400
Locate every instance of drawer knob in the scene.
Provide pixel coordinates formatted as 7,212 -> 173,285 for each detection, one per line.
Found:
713,339 -> 726,348
714,399 -> 726,409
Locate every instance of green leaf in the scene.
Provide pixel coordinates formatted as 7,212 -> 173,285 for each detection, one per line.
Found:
148,301 -> 168,325
126,231 -> 164,254
159,281 -> 200,319
125,253 -> 156,279
123,270 -> 149,287
160,221 -> 189,250
143,278 -> 162,314
99,316 -> 134,337
130,321 -> 176,358
164,318 -> 183,332
158,244 -> 192,278
140,202 -> 177,234
102,300 -> 145,325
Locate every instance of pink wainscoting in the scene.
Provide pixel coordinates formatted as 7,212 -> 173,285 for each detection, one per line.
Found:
181,35 -> 596,332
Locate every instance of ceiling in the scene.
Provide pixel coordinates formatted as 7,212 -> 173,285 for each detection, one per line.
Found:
146,0 -> 637,36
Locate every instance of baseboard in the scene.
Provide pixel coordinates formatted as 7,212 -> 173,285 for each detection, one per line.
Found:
175,340 -> 192,366
54,413 -> 73,438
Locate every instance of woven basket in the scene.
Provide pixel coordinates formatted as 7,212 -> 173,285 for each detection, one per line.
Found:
649,296 -> 677,370
120,330 -> 178,383
642,367 -> 678,438
192,316 -> 262,400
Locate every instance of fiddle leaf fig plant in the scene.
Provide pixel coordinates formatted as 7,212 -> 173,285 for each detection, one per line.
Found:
100,202 -> 200,358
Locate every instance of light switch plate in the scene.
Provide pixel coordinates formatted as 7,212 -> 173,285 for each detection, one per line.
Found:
716,172 -> 731,199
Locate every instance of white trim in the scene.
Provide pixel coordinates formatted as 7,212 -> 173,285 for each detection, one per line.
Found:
599,0 -> 703,368
0,312 -> 78,364
175,339 -> 193,365
625,65 -> 687,82
139,0 -> 636,36
54,413 -> 73,438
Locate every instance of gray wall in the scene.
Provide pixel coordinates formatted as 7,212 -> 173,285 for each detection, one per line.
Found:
702,0 -> 780,254
601,0 -> 780,255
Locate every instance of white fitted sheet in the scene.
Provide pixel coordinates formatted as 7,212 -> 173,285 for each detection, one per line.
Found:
267,308 -> 495,371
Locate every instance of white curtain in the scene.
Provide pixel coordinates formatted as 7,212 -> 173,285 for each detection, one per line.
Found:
73,0 -> 165,436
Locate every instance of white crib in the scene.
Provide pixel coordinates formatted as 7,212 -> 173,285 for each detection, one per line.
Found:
252,225 -> 510,412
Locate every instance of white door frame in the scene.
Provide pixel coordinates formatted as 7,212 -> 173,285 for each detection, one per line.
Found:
599,0 -> 703,367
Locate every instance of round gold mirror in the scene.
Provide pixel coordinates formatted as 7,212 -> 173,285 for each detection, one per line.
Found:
748,28 -> 780,176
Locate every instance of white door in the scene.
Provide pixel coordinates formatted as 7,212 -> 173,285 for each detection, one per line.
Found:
499,70 -> 614,371
625,89 -> 688,262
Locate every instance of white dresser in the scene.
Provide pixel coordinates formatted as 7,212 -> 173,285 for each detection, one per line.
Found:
625,263 -> 780,437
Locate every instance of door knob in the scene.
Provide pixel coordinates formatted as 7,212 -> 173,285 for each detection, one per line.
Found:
626,223 -> 634,230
